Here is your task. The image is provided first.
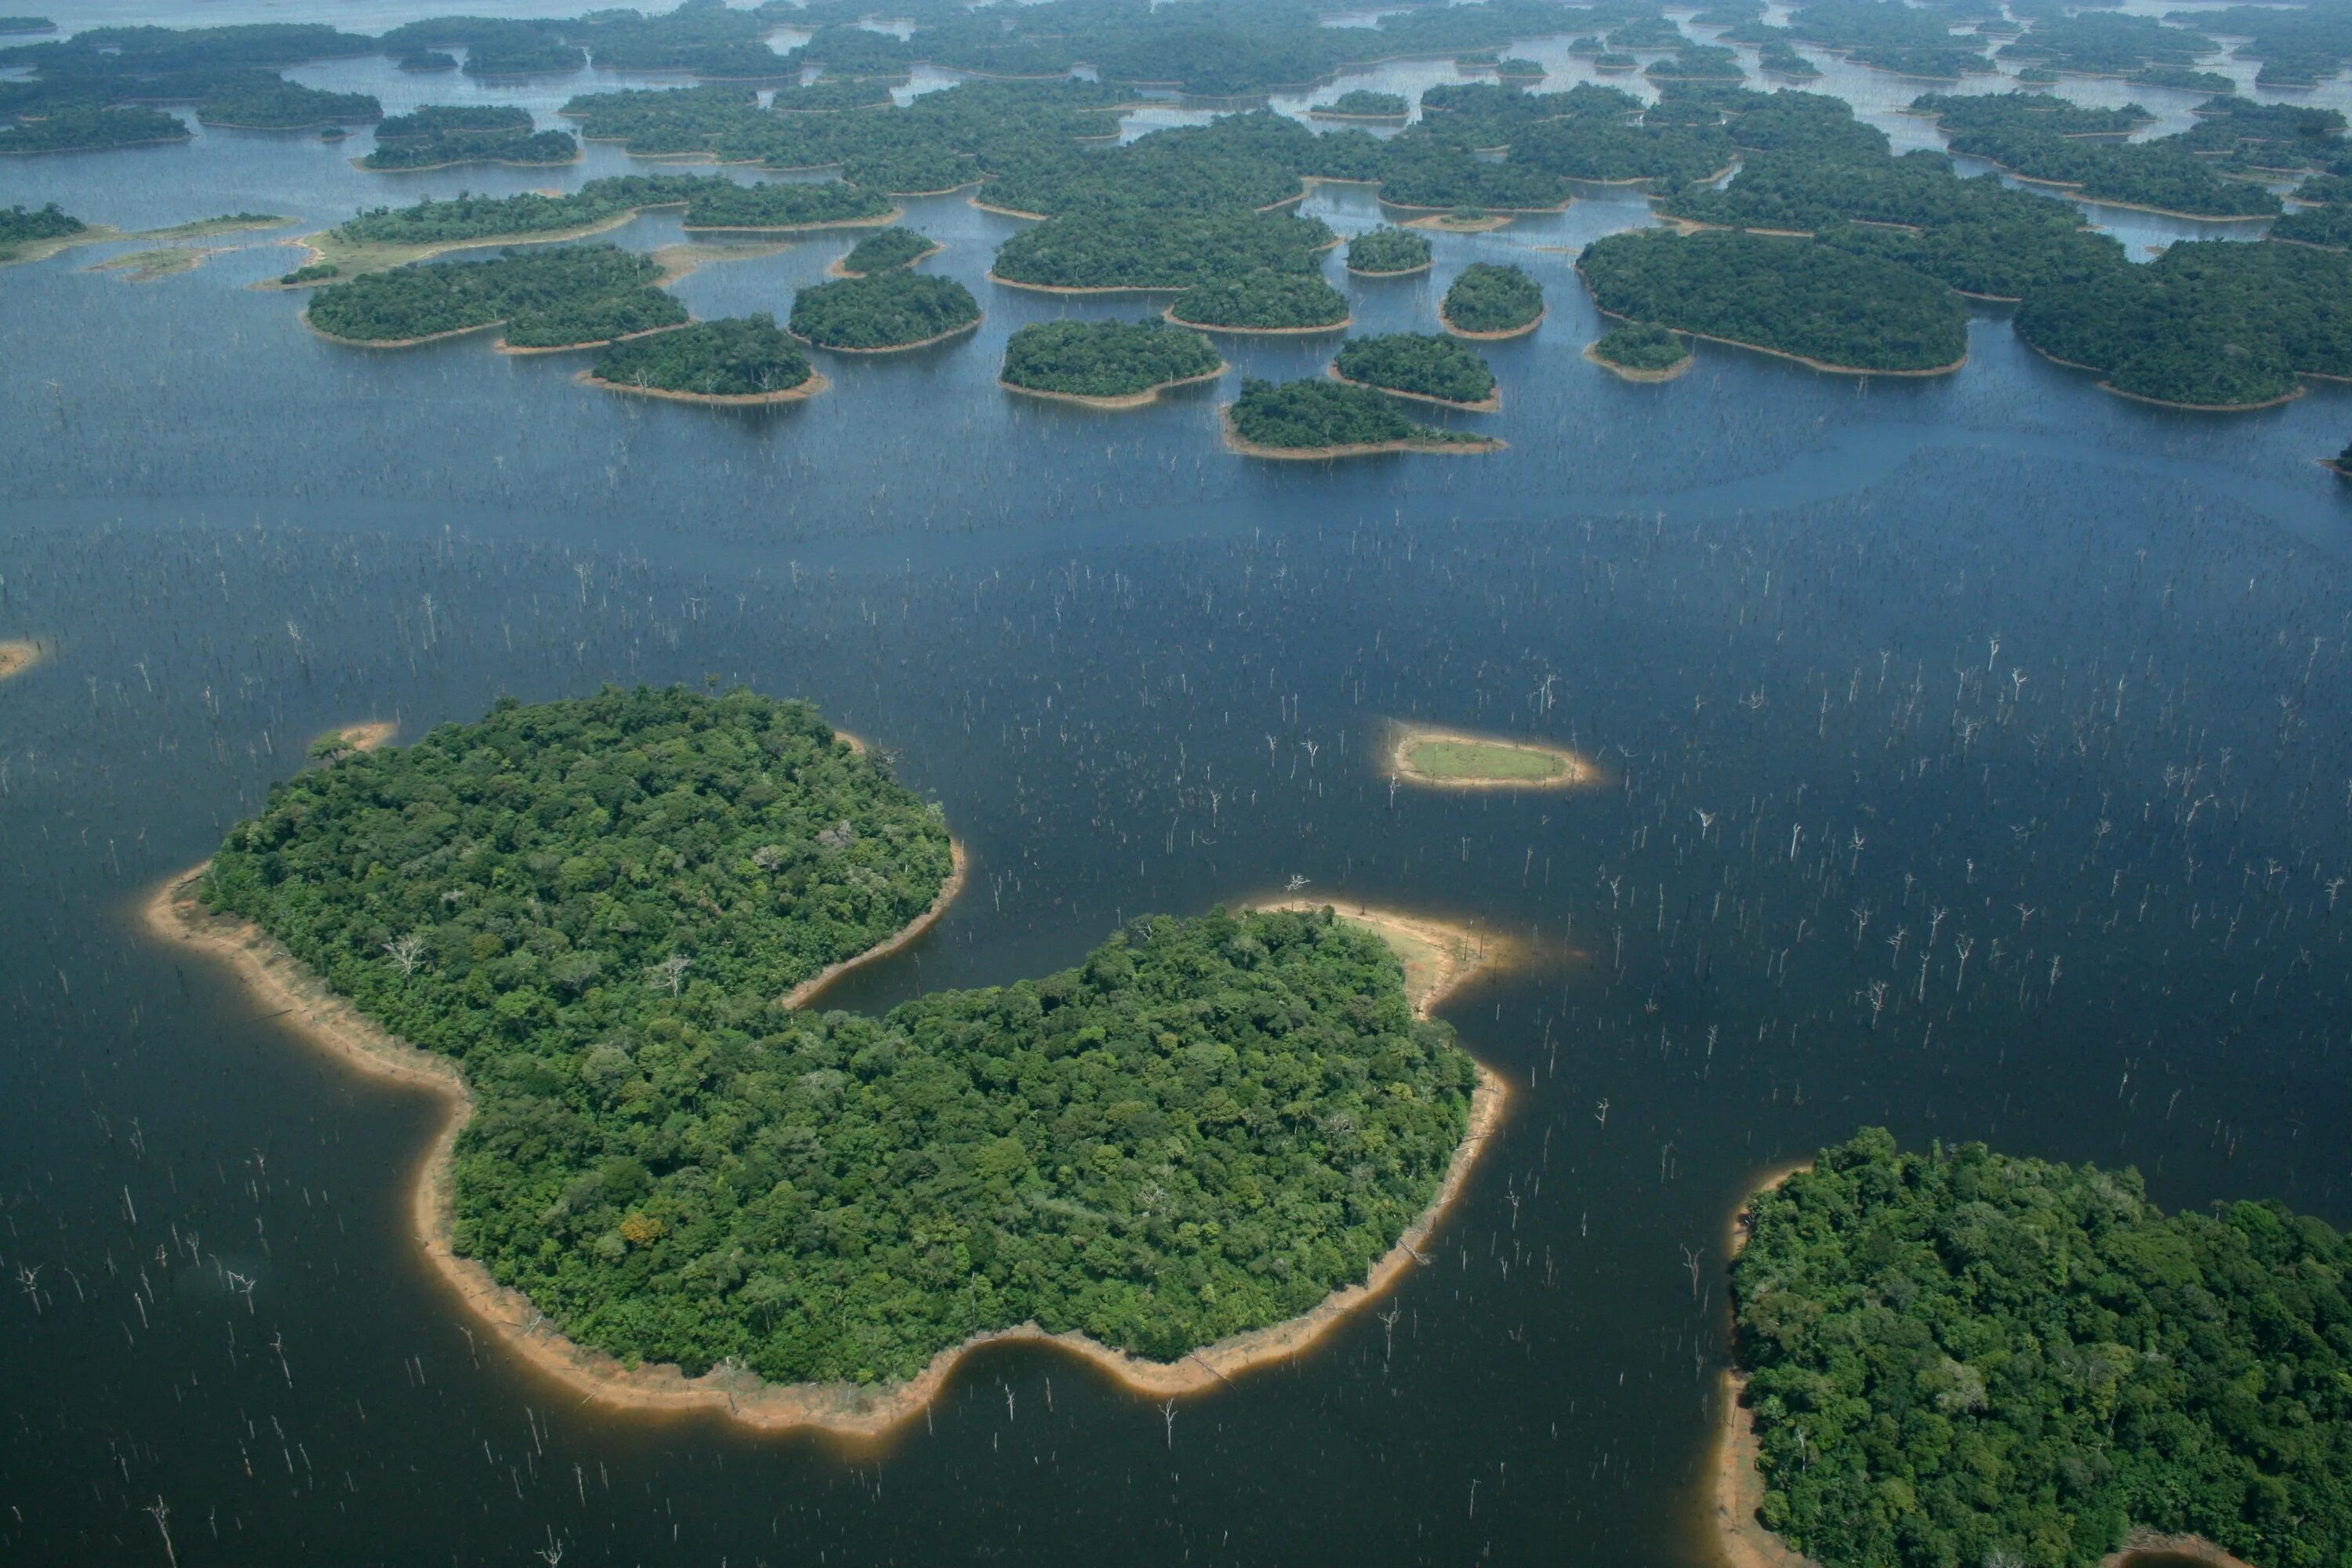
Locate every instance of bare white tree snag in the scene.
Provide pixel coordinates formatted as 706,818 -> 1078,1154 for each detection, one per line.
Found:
648,953 -> 691,996
383,933 -> 427,978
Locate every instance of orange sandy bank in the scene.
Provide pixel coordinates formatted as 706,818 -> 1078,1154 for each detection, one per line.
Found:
1583,340 -> 1694,383
313,720 -> 397,755
144,855 -> 1503,1439
0,639 -> 46,681
1000,365 -> 1227,411
579,368 -> 830,407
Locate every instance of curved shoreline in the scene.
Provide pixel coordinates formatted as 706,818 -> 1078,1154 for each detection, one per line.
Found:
999,364 -> 1227,410
1221,407 -> 1504,460
1442,305 -> 1546,341
497,321 -> 693,357
1388,723 -> 1596,789
828,238 -> 943,278
1583,340 -> 1694,382
1407,212 -> 1515,233
793,314 -> 982,354
1346,260 -> 1434,278
1586,292 -> 1965,377
579,368 -> 831,405
1328,365 -> 1501,413
986,270 -> 1180,296
143,858 -> 1512,1441
680,207 -> 902,234
1167,307 -> 1352,336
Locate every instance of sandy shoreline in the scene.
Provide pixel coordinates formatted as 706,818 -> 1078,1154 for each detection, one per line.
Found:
579,368 -> 830,406
1000,365 -> 1227,410
1443,305 -> 1546,341
1389,723 -> 1597,789
828,238 -> 943,278
0,638 -> 48,681
795,314 -> 982,354
1221,408 -> 1503,460
1327,365 -> 1501,413
1584,340 -> 1694,383
1169,307 -> 1352,336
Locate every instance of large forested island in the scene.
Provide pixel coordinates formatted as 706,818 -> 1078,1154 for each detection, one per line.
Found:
585,314 -> 820,405
360,106 -> 578,170
1579,230 -> 1968,374
999,319 -> 1225,408
169,687 -> 1487,1410
1730,1129 -> 2352,1568
789,271 -> 981,351
305,244 -> 685,350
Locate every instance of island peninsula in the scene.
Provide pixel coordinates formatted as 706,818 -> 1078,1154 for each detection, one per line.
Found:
147,688 -> 1504,1439
1717,1130 -> 2352,1568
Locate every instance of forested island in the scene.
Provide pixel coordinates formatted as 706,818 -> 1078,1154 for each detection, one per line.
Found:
585,313 -> 820,405
789,271 -> 981,351
989,210 -> 1336,293
1226,379 -> 1501,460
2016,240 -> 2352,408
361,106 -> 576,170
1345,227 -> 1432,278
1586,322 -> 1693,382
1310,90 -> 1409,122
193,73 -> 379,129
1728,1129 -> 2352,1568
833,226 -> 940,278
1912,93 -> 2281,220
0,200 -> 83,263
999,319 -> 1225,408
1580,230 -> 1968,374
0,104 -> 189,154
305,244 -> 684,350
1440,263 -> 1544,339
160,687 -> 1497,1421
1331,333 -> 1499,410
677,180 -> 896,232
1168,272 -> 1352,334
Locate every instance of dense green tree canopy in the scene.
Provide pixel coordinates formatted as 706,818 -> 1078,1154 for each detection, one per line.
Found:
1314,89 -> 1407,118
1230,378 -> 1486,451
194,71 -> 378,128
2016,239 -> 2352,407
1442,263 -> 1544,335
1590,321 -> 1690,372
0,200 -> 81,257
789,271 -> 980,349
204,688 -> 1477,1385
836,226 -> 939,276
1734,1129 -> 2352,1568
1000,319 -> 1223,398
361,128 -> 578,170
1169,270 -> 1350,331
1345,227 -> 1432,276
680,178 -> 895,230
590,314 -> 814,398
305,244 -> 684,347
1581,229 -> 1967,371
1334,333 -> 1497,405
0,103 -> 189,153
992,209 -> 1334,291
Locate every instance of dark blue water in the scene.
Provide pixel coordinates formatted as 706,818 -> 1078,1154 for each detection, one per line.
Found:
4,21 -> 2351,1567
